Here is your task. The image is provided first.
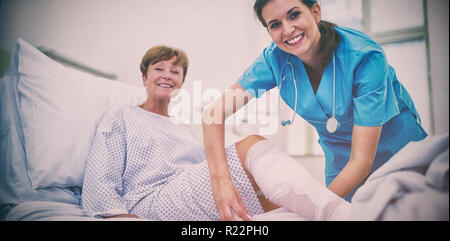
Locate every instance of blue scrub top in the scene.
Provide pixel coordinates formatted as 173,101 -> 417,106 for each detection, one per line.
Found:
237,26 -> 428,200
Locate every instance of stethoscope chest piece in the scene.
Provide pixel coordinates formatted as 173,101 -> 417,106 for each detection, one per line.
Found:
326,117 -> 339,134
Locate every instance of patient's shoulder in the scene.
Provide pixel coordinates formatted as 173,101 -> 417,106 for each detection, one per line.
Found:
96,106 -> 128,134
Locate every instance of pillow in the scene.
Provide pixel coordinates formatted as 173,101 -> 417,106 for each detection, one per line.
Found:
0,62 -> 81,215
15,39 -> 146,189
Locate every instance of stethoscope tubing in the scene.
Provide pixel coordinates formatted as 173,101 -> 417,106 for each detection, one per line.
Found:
279,53 -> 339,133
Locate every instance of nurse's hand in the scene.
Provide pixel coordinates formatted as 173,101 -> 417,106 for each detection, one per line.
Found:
211,177 -> 251,221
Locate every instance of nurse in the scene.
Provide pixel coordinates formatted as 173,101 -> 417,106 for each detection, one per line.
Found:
202,0 -> 428,221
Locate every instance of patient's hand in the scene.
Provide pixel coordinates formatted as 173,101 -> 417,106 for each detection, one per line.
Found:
105,214 -> 140,219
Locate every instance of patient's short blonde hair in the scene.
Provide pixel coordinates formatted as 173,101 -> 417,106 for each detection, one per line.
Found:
140,45 -> 189,82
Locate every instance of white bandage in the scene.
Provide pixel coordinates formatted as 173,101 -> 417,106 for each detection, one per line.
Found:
245,140 -> 351,221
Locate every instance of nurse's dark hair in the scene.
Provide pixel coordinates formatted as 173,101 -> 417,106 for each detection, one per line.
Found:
254,0 -> 340,66
140,45 -> 189,82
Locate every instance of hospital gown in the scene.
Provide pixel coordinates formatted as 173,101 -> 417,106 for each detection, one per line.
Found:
81,105 -> 263,220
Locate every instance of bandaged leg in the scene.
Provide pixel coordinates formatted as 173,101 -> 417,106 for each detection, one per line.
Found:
245,140 -> 351,221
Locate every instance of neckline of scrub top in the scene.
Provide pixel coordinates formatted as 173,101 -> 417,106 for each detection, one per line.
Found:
291,55 -> 335,122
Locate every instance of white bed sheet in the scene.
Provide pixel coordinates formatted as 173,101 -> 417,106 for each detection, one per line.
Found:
5,133 -> 448,221
5,201 -> 308,221
5,201 -> 142,221
6,133 -> 448,221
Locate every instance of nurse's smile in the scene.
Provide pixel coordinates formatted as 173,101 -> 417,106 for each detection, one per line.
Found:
285,32 -> 305,47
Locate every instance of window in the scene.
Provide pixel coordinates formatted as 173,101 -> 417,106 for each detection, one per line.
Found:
364,0 -> 433,135
382,40 -> 431,132
369,0 -> 424,33
321,0 -> 363,31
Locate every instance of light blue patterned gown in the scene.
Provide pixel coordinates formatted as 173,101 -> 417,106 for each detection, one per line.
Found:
81,105 -> 263,220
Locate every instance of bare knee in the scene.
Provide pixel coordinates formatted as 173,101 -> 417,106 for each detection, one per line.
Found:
235,135 -> 266,174
235,135 -> 279,212
237,135 -> 266,150
235,135 -> 265,159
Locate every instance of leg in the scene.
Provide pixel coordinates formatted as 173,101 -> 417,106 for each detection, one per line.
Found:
235,135 -> 279,212
243,139 -> 352,221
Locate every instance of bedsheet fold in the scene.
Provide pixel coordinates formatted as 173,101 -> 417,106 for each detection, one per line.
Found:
351,134 -> 449,221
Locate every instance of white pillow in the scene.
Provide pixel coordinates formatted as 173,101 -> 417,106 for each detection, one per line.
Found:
15,39 -> 146,189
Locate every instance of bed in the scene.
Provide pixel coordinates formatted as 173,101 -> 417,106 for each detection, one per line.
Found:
0,39 -> 448,221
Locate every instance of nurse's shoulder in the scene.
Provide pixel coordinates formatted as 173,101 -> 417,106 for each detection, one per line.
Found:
262,41 -> 290,67
335,26 -> 385,60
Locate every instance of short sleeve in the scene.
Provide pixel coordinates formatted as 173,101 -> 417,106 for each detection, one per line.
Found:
352,50 -> 400,127
237,48 -> 277,98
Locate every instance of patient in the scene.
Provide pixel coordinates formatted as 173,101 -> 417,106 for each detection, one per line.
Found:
81,46 -> 351,221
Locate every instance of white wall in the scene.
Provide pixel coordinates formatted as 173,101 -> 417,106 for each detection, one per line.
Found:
0,0 -> 278,145
0,0 -> 267,91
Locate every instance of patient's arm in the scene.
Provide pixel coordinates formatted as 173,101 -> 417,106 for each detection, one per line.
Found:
81,110 -> 130,218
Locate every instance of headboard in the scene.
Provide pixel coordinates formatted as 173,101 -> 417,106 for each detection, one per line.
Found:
37,46 -> 118,80
0,46 -> 118,80
0,49 -> 10,77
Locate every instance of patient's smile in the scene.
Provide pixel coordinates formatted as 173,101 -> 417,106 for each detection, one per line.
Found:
157,82 -> 174,89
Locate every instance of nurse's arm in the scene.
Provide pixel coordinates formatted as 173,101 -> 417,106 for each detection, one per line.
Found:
202,82 -> 254,221
327,125 -> 382,198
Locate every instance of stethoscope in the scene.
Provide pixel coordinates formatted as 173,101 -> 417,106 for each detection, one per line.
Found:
279,53 -> 339,134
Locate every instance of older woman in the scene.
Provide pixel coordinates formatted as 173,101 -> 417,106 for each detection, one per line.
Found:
81,45 -> 351,221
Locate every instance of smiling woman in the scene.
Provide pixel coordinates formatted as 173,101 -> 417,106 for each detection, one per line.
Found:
140,46 -> 189,83
254,0 -> 339,76
201,0 -> 428,220
138,46 -> 189,117
81,45 -> 279,220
